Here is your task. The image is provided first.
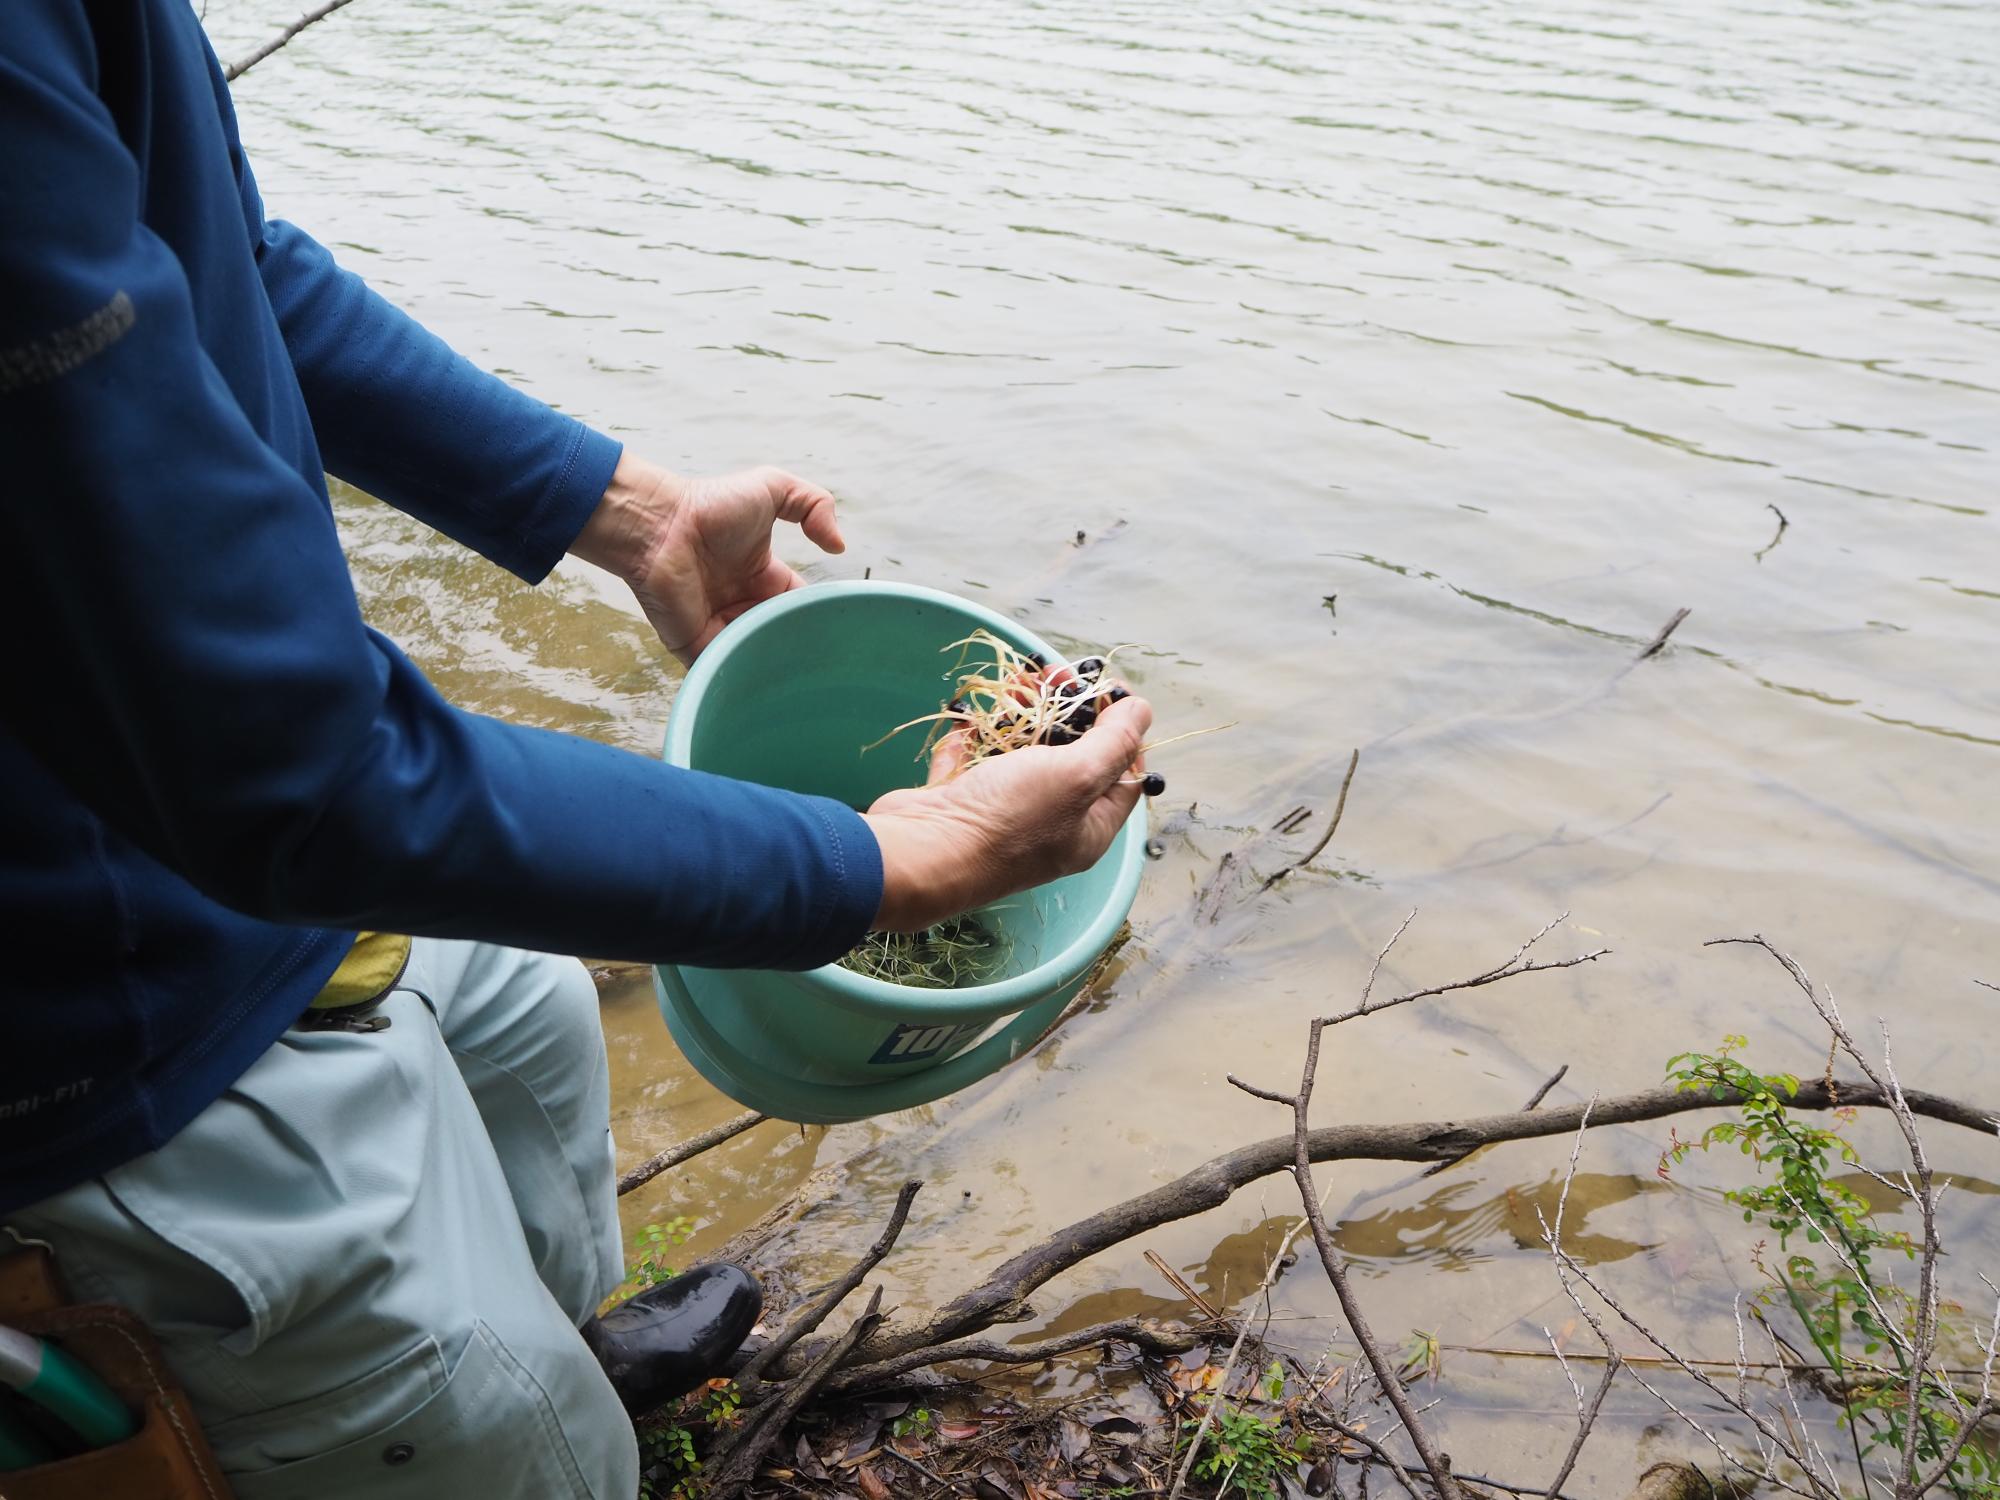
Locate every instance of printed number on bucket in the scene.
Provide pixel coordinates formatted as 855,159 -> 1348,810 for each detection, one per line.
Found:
870,1021 -> 985,1066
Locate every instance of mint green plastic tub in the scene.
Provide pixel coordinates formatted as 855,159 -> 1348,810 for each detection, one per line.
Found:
654,581 -> 1145,1124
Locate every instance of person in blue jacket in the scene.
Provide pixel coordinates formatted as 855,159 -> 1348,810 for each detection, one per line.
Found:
0,3 -> 1154,1495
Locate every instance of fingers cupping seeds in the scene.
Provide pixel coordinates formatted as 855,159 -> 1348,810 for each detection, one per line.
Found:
1076,695 -> 1153,786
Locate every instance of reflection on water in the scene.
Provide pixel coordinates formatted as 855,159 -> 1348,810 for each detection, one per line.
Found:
1335,1172 -> 1658,1273
207,0 -> 1997,1471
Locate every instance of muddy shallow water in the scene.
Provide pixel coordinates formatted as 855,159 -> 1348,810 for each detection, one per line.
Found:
205,0 -> 1998,1480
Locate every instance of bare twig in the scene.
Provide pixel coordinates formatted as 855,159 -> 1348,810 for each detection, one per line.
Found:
1284,1025 -> 1467,1500
706,1286 -> 885,1498
1224,921 -> 1605,1500
1637,607 -> 1692,660
1521,1064 -> 1572,1113
1420,1063 -> 1569,1178
1256,748 -> 1360,894
617,1109 -> 767,1196
739,1180 -> 920,1388
1708,935 -> 1995,1496
1321,912 -> 1608,1029
223,0 -> 360,80
1167,1155 -> 1344,1500
1144,1249 -> 1228,1323
1537,1102 -> 1621,1500
1756,503 -> 1790,562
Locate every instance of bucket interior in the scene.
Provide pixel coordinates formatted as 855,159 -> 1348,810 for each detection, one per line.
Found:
679,589 -> 1112,984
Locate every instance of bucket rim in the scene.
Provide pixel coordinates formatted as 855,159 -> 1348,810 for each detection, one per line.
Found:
663,580 -> 1146,1019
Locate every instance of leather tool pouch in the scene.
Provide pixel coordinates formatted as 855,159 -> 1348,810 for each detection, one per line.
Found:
0,1247 -> 236,1500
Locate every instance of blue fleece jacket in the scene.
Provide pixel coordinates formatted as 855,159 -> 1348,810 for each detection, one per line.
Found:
0,0 -> 883,1213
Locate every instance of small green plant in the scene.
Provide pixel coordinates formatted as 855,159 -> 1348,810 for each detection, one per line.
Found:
1181,1363 -> 1312,1500
702,1379 -> 743,1429
1662,1039 -> 1996,1500
615,1216 -> 695,1302
637,1420 -> 701,1500
888,1404 -> 935,1441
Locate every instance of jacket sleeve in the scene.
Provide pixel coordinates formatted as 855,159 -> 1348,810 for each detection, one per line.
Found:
0,5 -> 882,968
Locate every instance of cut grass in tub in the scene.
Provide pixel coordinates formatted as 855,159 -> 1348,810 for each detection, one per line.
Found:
838,911 -> 1012,990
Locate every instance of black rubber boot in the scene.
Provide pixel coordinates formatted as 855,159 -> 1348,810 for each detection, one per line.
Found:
582,1262 -> 764,1414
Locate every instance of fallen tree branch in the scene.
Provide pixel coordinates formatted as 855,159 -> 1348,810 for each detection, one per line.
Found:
788,1074 -> 1994,1379
223,0 -> 360,80
820,1317 -> 1205,1397
618,1109 -> 767,1197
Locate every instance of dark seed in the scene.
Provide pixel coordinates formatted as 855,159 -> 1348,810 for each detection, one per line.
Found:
1056,678 -> 1085,698
1027,651 -> 1049,668
1144,837 -> 1167,860
1141,772 -> 1166,797
1102,685 -> 1130,706
1069,704 -> 1097,733
947,696 -> 968,715
1044,722 -> 1081,746
1074,656 -> 1105,679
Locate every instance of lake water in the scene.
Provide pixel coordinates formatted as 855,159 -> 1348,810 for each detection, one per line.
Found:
202,0 -> 1998,1480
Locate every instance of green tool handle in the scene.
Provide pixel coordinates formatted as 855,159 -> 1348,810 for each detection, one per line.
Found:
0,1324 -> 138,1452
0,1390 -> 60,1472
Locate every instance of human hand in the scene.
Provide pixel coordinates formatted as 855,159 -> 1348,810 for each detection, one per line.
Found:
571,452 -> 845,663
861,694 -> 1154,931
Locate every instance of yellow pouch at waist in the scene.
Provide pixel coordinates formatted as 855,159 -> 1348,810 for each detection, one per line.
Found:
307,931 -> 413,1011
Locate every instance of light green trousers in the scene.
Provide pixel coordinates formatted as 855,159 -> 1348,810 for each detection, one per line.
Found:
7,939 -> 640,1500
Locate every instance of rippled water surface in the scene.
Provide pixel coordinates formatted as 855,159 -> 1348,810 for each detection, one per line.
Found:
204,0 -> 1997,1476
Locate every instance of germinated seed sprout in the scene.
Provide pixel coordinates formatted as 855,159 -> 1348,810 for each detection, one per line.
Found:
864,630 -> 1133,771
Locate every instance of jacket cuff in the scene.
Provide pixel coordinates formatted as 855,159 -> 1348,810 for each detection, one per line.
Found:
507,422 -> 624,584
769,796 -> 883,971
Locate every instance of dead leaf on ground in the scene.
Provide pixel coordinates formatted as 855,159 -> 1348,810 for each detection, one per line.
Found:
855,1462 -> 893,1500
1056,1418 -> 1092,1463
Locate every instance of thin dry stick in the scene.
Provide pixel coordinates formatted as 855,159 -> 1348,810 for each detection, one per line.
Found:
1537,1101 -> 1622,1500
1144,1249 -> 1228,1322
1222,918 -> 1618,1500
617,1109 -> 766,1197
224,0 -> 360,80
1278,1014 -> 1469,1500
1637,606 -> 1692,660
1322,912 -> 1609,1029
1552,1242 -> 1838,1500
1420,1063 -> 1569,1178
1708,934 -> 1994,1496
1256,747 -> 1361,894
706,1287 -> 885,1499
1756,503 -> 1790,562
1166,1152 -> 1348,1500
739,1180 -> 921,1388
